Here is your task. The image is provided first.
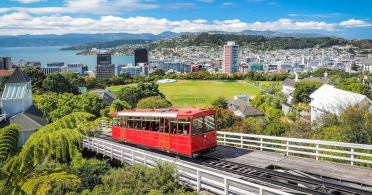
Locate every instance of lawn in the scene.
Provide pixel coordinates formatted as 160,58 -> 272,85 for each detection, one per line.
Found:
109,80 -> 263,108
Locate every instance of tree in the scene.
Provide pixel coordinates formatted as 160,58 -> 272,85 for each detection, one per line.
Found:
3,112 -> 95,186
0,124 -> 21,166
62,71 -> 86,88
150,69 -> 165,77
210,96 -> 228,109
292,81 -> 323,104
76,159 -> 111,191
339,106 -> 372,144
116,86 -> 142,108
96,162 -> 186,194
0,74 -> 11,91
109,100 -> 131,115
22,67 -> 46,94
21,168 -> 80,195
43,72 -> 79,94
78,92 -> 107,117
116,82 -> 166,108
136,96 -> 172,109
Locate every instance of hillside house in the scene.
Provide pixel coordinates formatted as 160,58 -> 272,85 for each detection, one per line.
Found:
309,84 -> 372,123
227,95 -> 264,119
282,72 -> 328,104
0,67 -> 48,146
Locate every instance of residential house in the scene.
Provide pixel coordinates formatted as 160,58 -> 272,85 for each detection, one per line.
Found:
282,72 -> 329,104
227,95 -> 264,119
0,67 -> 48,146
309,84 -> 372,123
94,88 -> 117,106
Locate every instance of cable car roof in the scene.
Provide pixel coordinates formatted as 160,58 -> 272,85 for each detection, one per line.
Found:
112,109 -> 215,118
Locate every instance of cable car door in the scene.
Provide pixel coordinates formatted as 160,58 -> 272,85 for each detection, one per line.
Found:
159,118 -> 170,151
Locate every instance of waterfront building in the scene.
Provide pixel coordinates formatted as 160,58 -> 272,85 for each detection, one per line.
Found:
120,63 -> 141,76
222,41 -> 239,74
149,59 -> 187,74
47,62 -> 65,67
41,66 -> 68,75
95,50 -> 115,79
134,48 -> 148,66
67,63 -> 86,75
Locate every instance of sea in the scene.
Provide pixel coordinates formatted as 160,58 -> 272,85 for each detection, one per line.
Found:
0,46 -> 134,71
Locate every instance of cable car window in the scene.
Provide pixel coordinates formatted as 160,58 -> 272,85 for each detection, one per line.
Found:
151,117 -> 159,131
120,116 -> 126,128
127,116 -> 135,129
159,117 -> 169,133
192,117 -> 203,136
171,118 -> 178,134
177,118 -> 190,135
204,115 -> 215,132
142,117 -> 151,130
133,117 -> 142,130
112,116 -> 120,126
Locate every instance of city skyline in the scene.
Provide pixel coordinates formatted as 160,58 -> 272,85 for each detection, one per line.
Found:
0,0 -> 371,39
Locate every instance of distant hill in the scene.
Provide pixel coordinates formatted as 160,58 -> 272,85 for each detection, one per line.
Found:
0,30 -> 339,47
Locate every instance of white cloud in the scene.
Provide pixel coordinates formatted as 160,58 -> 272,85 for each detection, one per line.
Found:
0,8 -> 11,13
11,0 -> 46,4
0,13 -> 370,36
221,2 -> 233,6
340,19 -> 372,28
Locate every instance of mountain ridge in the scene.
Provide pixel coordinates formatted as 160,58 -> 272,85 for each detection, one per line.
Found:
0,30 -> 339,47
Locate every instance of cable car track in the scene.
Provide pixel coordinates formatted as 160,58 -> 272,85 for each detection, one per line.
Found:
96,135 -> 372,195
193,157 -> 372,195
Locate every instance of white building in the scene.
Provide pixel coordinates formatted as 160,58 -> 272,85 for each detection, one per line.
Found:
120,63 -> 141,76
0,68 -> 48,146
309,84 -> 372,123
222,41 -> 239,74
41,66 -> 68,75
67,63 -> 85,74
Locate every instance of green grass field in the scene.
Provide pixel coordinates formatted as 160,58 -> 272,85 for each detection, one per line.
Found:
109,80 -> 262,108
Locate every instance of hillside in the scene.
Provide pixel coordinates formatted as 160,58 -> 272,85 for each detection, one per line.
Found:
0,30 -> 340,47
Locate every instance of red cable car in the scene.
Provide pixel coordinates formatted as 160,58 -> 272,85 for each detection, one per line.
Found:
111,109 -> 217,158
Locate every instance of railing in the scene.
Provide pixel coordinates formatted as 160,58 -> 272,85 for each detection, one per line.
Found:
217,131 -> 372,166
97,122 -> 372,166
83,137 -> 291,195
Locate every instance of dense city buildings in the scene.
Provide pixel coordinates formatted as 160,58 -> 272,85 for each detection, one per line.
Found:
134,48 -> 149,66
95,50 -> 115,78
222,41 -> 240,74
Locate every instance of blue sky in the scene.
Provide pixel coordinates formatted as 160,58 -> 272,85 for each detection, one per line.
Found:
0,0 -> 371,39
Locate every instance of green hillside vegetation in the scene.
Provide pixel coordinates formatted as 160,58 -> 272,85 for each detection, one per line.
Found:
60,39 -> 151,50
58,33 -> 372,52
110,80 -> 262,108
157,33 -> 349,50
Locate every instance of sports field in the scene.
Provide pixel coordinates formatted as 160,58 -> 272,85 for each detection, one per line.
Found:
110,80 -> 262,108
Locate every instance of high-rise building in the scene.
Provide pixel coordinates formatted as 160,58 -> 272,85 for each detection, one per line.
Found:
0,57 -> 12,70
97,50 -> 112,65
222,41 -> 239,74
134,48 -> 148,66
95,50 -> 115,79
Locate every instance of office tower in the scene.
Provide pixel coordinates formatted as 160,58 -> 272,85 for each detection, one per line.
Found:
95,50 -> 115,79
222,41 -> 239,74
134,48 -> 148,66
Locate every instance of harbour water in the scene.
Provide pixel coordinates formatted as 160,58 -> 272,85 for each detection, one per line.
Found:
0,46 -> 134,71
